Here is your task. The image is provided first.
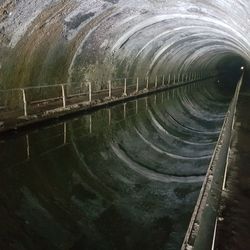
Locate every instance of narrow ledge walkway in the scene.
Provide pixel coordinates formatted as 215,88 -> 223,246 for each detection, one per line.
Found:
0,74 -> 213,137
215,82 -> 250,250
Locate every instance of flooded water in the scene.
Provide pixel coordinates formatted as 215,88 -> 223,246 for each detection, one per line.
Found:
0,80 -> 231,250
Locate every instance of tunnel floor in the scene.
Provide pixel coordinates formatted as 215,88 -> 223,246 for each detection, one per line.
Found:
215,82 -> 250,250
0,79 -> 233,250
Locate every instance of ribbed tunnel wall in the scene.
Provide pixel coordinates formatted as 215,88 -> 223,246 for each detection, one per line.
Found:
0,0 -> 249,88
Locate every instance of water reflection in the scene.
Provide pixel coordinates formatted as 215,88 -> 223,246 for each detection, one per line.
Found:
0,80 -> 231,250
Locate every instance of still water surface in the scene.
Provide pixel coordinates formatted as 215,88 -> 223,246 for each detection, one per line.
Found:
0,81 -> 231,250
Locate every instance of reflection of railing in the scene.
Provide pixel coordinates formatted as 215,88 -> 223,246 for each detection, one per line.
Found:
7,85 -> 199,167
0,71 -> 214,124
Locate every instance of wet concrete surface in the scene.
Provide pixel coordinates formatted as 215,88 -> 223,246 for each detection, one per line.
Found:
215,85 -> 250,250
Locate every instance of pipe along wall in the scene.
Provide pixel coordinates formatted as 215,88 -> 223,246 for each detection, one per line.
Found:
0,0 -> 250,249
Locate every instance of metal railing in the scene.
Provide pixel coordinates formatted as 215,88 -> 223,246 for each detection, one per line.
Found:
0,71 -> 214,121
181,73 -> 244,250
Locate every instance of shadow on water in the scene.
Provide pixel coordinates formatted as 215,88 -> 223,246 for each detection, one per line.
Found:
0,78 -> 233,250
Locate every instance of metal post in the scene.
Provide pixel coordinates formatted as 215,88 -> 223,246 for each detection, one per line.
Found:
136,77 -> 139,93
123,78 -> 127,96
178,73 -> 180,83
168,74 -> 171,85
88,82 -> 92,103
174,74 -> 176,85
155,76 -> 158,88
21,88 -> 28,117
146,77 -> 149,89
108,80 -> 112,99
162,75 -> 165,86
61,84 -> 66,108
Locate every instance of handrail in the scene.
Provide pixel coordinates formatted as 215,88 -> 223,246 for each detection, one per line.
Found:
181,72 -> 244,250
0,71 -> 218,123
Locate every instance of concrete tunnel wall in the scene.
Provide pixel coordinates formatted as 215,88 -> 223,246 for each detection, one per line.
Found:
0,0 -> 250,90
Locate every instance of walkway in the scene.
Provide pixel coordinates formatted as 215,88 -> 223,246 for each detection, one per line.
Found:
215,81 -> 250,249
0,72 -> 211,135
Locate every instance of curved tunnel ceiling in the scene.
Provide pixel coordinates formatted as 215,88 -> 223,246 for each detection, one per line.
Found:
0,0 -> 249,87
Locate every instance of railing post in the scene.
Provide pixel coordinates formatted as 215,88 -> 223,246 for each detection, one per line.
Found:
155,76 -> 158,88
123,78 -> 127,96
178,73 -> 180,83
136,77 -> 139,93
174,74 -> 176,85
88,82 -> 92,103
146,77 -> 149,90
108,80 -> 112,98
162,75 -> 165,86
61,84 -> 66,108
168,74 -> 171,85
21,88 -> 28,117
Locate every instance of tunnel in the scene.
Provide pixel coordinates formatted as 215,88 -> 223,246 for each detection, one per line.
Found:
0,1 -> 250,250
